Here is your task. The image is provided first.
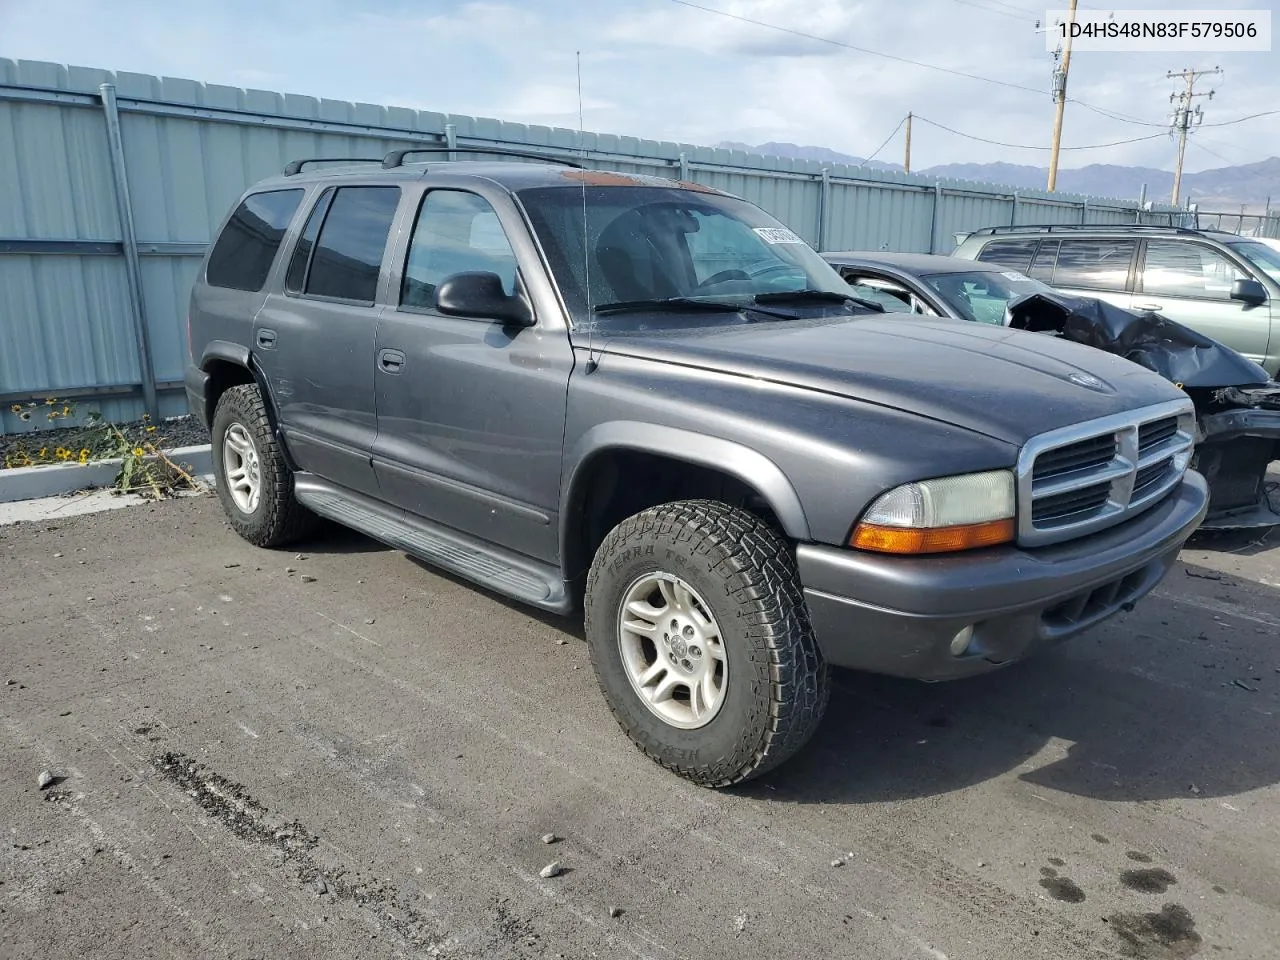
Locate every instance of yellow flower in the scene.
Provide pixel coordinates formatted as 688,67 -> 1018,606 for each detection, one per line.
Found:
45,397 -> 57,405
133,447 -> 145,457
146,425 -> 157,433
79,448 -> 91,459
61,405 -> 71,417
11,404 -> 24,413
141,414 -> 151,422
55,447 -> 70,461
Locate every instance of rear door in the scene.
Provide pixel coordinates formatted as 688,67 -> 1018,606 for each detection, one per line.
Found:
253,184 -> 401,496
1132,239 -> 1270,365
1035,237 -> 1138,310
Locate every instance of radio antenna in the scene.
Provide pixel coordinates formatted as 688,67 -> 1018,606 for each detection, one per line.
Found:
577,50 -> 598,373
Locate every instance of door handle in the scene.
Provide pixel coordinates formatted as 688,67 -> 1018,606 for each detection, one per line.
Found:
378,348 -> 406,374
256,328 -> 278,349
1134,303 -> 1164,313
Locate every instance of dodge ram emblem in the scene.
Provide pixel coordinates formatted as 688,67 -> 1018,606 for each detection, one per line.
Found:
1068,371 -> 1105,390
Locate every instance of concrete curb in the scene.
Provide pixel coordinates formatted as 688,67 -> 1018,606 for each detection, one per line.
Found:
0,444 -> 213,503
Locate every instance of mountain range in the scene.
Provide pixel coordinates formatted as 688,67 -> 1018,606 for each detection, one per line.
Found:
717,141 -> 1279,212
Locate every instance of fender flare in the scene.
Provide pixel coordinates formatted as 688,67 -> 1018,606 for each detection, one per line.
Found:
559,421 -> 811,552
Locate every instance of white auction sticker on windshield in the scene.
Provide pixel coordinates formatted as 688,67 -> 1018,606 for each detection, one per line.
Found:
754,227 -> 803,244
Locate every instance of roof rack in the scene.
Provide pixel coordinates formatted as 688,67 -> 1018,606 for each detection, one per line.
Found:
970,223 -> 1212,237
381,146 -> 584,169
282,157 -> 383,176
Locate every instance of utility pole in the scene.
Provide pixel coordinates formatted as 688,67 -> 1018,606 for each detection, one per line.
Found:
1046,0 -> 1078,192
904,112 -> 913,174
1167,66 -> 1220,205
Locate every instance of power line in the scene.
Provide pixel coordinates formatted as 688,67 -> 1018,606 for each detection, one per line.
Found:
664,0 -> 1047,96
949,0 -> 1036,23
915,115 -> 1166,150
1070,99 -> 1168,128
1188,139 -> 1239,166
863,115 -> 908,164
1202,109 -> 1280,128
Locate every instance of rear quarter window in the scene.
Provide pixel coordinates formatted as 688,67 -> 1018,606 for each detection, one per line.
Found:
206,189 -> 304,292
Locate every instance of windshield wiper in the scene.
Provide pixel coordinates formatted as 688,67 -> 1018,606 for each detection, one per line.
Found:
754,289 -> 885,312
592,297 -> 794,320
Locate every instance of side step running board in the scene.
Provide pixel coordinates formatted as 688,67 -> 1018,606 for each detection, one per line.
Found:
294,475 -> 571,614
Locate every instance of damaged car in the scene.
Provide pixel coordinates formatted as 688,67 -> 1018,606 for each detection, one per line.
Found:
823,251 -> 1280,529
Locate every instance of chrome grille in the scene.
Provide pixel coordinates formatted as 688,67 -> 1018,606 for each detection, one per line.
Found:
1016,399 -> 1195,547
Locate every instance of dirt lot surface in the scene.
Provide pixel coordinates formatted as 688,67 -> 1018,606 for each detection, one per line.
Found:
3,495 -> 1279,960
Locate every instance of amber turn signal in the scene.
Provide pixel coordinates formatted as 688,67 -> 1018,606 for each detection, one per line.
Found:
850,518 -> 1016,555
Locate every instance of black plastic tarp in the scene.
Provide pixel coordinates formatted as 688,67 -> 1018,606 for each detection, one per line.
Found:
1006,292 -> 1271,389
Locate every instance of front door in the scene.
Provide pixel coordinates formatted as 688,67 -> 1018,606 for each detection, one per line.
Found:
253,184 -> 401,496
372,187 -> 573,563
1131,239 -> 1271,367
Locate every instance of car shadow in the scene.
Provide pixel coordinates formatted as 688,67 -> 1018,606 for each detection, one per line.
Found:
276,518 -> 1279,807
742,559 -> 1280,806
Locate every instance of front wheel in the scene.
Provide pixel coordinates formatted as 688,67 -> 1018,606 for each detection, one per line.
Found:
585,500 -> 829,787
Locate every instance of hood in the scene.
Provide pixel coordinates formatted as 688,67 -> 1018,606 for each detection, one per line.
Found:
589,316 -> 1185,445
1007,291 -> 1271,389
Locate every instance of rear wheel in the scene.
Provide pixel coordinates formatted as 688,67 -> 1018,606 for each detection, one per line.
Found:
585,500 -> 829,787
211,383 -> 316,547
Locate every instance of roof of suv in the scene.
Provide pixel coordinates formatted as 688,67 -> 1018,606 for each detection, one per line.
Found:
964,224 -> 1240,239
256,157 -> 730,196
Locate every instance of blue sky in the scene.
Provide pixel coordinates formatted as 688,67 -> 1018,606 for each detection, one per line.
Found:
2,0 -> 1276,172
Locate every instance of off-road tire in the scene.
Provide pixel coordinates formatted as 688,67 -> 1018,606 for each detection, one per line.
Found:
211,383 -> 316,547
585,499 -> 829,787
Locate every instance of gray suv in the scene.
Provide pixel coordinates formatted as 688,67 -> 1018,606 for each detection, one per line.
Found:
186,150 -> 1208,785
953,225 -> 1280,376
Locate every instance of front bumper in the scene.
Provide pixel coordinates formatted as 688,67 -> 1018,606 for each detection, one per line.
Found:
798,470 -> 1209,681
1195,407 -> 1280,530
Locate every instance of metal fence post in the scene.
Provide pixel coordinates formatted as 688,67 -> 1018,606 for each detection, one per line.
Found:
444,122 -> 457,161
678,151 -> 689,183
929,182 -> 942,253
1010,191 -> 1020,226
99,83 -> 157,420
1080,198 -> 1088,224
817,168 -> 830,250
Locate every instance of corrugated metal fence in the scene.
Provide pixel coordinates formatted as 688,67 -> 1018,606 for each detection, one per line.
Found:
1,58 -> 1184,432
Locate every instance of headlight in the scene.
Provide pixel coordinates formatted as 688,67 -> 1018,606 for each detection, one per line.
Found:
850,470 -> 1016,554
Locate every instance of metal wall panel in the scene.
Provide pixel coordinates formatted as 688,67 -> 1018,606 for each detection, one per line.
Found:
0,58 -> 1177,433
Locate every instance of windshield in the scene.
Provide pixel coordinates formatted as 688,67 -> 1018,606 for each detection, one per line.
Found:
1228,240 -> 1280,285
517,185 -> 854,330
920,269 -> 1056,324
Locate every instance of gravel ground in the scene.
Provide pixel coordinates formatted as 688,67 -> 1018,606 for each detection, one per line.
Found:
1,415 -> 209,466
2,496 -> 1279,959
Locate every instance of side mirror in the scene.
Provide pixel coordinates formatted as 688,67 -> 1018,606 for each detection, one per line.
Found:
435,272 -> 534,327
1230,277 -> 1267,306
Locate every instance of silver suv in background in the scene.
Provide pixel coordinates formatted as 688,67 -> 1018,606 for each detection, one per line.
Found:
953,225 -> 1280,376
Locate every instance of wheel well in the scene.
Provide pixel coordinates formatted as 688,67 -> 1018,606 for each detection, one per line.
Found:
564,449 -> 784,603
201,359 -> 256,428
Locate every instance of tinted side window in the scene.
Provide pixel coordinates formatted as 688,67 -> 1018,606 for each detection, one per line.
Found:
1028,239 -> 1059,281
1142,240 -> 1246,301
304,186 -> 401,303
206,189 -> 304,291
285,188 -> 334,293
401,191 -> 519,309
1052,239 -> 1136,290
975,238 -> 1037,273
